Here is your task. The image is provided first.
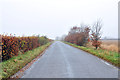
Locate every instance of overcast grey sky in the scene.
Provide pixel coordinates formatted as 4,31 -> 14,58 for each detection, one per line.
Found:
0,0 -> 119,39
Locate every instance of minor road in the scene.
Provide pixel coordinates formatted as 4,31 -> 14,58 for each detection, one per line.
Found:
22,41 -> 118,78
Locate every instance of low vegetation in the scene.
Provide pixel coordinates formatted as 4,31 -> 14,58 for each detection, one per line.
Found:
101,40 -> 119,52
0,42 -> 52,79
86,40 -> 119,52
64,41 -> 119,67
2,34 -> 52,61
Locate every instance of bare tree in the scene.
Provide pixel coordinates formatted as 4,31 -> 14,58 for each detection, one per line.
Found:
91,20 -> 102,49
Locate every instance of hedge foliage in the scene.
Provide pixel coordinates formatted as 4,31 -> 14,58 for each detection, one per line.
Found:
1,35 -> 51,61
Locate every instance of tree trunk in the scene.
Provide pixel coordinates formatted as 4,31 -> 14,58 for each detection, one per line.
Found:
96,46 -> 98,49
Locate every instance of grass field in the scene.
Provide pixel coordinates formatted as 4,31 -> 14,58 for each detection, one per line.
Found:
101,40 -> 119,52
86,40 -> 119,52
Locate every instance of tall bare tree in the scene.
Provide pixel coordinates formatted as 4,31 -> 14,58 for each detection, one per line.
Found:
91,20 -> 102,49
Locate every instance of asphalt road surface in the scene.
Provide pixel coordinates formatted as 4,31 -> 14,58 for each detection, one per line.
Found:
22,41 -> 118,78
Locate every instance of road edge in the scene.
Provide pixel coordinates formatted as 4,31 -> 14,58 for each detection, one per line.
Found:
62,41 -> 119,69
10,42 -> 53,79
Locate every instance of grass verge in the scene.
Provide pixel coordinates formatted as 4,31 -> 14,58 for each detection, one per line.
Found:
0,42 -> 52,79
63,41 -> 120,68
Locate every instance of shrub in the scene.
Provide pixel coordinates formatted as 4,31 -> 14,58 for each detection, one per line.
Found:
2,34 -> 50,61
39,36 -> 49,45
65,26 -> 90,46
2,35 -> 19,60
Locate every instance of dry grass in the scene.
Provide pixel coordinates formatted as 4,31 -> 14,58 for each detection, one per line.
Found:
101,40 -> 119,52
86,40 -> 119,52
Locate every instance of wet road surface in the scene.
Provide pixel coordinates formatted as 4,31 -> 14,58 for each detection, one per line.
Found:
22,41 -> 118,78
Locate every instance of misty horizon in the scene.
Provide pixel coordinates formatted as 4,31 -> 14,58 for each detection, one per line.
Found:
0,0 -> 119,39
